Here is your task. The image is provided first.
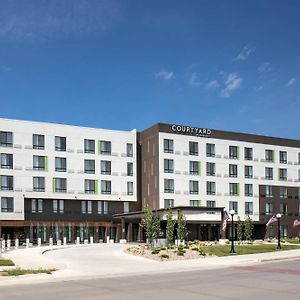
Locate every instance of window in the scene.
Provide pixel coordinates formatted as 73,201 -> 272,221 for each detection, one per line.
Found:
244,147 -> 253,160
207,200 -> 216,208
280,186 -> 288,198
33,177 -> 45,192
55,157 -> 66,172
84,139 -> 95,154
279,151 -> 287,164
97,201 -> 108,214
164,159 -> 174,173
53,199 -> 64,213
189,180 -> 199,194
31,199 -> 43,213
0,153 -> 13,169
127,162 -> 133,176
299,153 -> 300,164
0,131 -> 13,147
100,141 -> 111,155
0,175 -> 13,190
189,141 -> 198,155
245,202 -> 253,215
101,180 -> 111,194
55,136 -> 66,151
280,225 -> 288,238
265,167 -> 273,180
244,165 -> 253,179
229,183 -> 239,196
33,134 -> 45,150
123,202 -> 130,213
126,143 -> 133,157
164,199 -> 174,208
84,159 -> 95,174
265,203 -> 273,215
206,181 -> 216,195
279,168 -> 287,181
81,200 -> 92,214
245,184 -> 253,197
33,155 -> 46,170
265,149 -> 274,162
1,197 -> 13,212
164,179 -> 174,193
101,160 -> 111,175
206,143 -> 215,157
229,164 -> 238,177
265,185 -> 273,197
229,146 -> 238,159
206,162 -> 215,176
164,139 -> 173,153
298,170 -> 300,182
85,179 -> 96,194
127,182 -> 133,195
190,161 -> 200,175
190,200 -> 201,207
53,178 -> 67,193
280,203 -> 288,215
229,201 -> 238,214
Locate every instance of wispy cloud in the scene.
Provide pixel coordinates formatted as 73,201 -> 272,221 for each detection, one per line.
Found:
234,44 -> 256,61
155,69 -> 174,80
188,72 -> 201,86
221,73 -> 242,98
286,78 -> 297,87
258,62 -> 271,73
206,80 -> 219,89
0,0 -> 122,41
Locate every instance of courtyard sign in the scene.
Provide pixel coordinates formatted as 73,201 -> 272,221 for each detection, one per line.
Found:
171,125 -> 212,137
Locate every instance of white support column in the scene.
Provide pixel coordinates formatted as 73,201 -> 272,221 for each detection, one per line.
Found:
1,240 -> 5,252
63,237 -> 67,246
49,237 -> 53,246
15,238 -> 19,249
90,236 -> 94,244
26,238 -> 30,248
7,239 -> 11,251
76,237 -> 80,245
37,238 -> 42,247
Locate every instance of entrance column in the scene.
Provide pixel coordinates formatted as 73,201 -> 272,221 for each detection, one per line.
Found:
207,224 -> 212,241
137,223 -> 143,242
121,218 -> 126,240
127,223 -> 133,242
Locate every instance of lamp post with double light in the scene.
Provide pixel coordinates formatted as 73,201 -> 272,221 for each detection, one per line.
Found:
229,209 -> 236,254
276,213 -> 282,250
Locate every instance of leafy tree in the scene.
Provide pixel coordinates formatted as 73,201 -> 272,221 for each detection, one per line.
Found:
244,216 -> 254,241
140,205 -> 160,247
237,216 -> 244,242
166,208 -> 176,249
177,210 -> 188,243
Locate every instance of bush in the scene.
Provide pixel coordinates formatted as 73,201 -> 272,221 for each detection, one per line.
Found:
177,251 -> 185,256
151,248 -> 160,254
198,248 -> 206,256
191,247 -> 199,251
160,254 -> 170,259
160,246 -> 166,251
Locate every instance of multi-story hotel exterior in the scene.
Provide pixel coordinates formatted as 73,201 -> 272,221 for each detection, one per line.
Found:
1,118 -> 300,243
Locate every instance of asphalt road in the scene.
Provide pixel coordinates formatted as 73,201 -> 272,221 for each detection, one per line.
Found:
2,259 -> 300,300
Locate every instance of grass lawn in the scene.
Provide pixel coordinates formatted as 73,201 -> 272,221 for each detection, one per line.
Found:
1,268 -> 56,276
0,259 -> 15,266
203,244 -> 300,256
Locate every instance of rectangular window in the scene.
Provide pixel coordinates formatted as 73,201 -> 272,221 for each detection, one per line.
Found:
265,167 -> 273,180
31,199 -> 43,213
190,200 -> 201,207
299,153 -> 300,164
189,180 -> 199,194
245,202 -> 253,215
206,162 -> 215,176
123,202 -> 130,213
0,153 -> 13,169
53,199 -> 64,213
55,136 -> 66,151
189,141 -> 198,155
244,147 -> 253,160
0,131 -> 13,147
55,157 -> 66,172
101,180 -> 111,194
265,203 -> 273,215
54,178 -> 67,193
229,146 -> 238,159
265,185 -> 273,197
206,143 -> 215,157
164,179 -> 174,193
164,159 -> 174,173
1,197 -> 13,212
279,151 -> 287,164
190,161 -> 199,175
265,149 -> 274,162
229,164 -> 238,177
33,134 -> 45,150
229,201 -> 238,213
164,199 -> 174,208
280,225 -> 288,238
280,203 -> 288,215
85,179 -> 96,194
279,168 -> 287,181
229,183 -> 238,196
127,162 -> 133,176
100,141 -> 111,155
97,201 -> 108,214
164,139 -> 174,154
245,184 -> 253,197
126,143 -> 133,157
0,175 -> 13,190
280,186 -> 288,198
84,139 -> 95,154
206,181 -> 216,195
81,200 -> 92,214
207,200 -> 216,208
33,177 -> 45,192
127,182 -> 134,195
244,165 -> 253,179
84,159 -> 95,174
33,155 -> 46,170
101,160 -> 111,175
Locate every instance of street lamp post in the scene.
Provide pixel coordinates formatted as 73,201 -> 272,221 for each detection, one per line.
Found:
276,213 -> 282,250
229,209 -> 236,254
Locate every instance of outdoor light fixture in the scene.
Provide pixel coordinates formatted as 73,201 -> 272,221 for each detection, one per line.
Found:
229,209 -> 236,254
276,213 -> 282,250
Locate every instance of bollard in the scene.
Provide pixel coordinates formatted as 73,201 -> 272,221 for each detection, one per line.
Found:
15,238 -> 19,249
1,240 -> 5,252
57,239 -> 62,246
106,236 -> 110,244
26,238 -> 30,248
49,237 -> 53,246
7,239 -> 11,251
84,239 -> 88,245
90,236 -> 94,244
37,238 -> 41,247
63,237 -> 67,246
76,237 -> 80,245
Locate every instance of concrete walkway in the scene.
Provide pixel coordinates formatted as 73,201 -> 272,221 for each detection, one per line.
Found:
1,243 -> 300,286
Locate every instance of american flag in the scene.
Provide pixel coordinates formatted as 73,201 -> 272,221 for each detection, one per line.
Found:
266,215 -> 277,227
293,220 -> 300,227
222,210 -> 230,232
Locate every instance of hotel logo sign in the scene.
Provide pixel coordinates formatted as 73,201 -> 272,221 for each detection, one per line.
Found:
171,125 -> 212,137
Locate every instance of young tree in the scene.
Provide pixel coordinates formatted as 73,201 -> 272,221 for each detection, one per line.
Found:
177,210 -> 187,243
236,216 -> 244,243
244,216 -> 254,241
166,208 -> 176,249
140,205 -> 160,247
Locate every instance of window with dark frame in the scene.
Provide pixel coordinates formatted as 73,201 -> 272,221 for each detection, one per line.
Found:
101,160 -> 111,175
55,157 -> 66,172
164,159 -> 174,173
84,139 -> 95,154
206,143 -> 215,157
164,139 -> 174,153
33,177 -> 45,192
100,141 -> 111,155
0,175 -> 13,190
0,153 -> 13,169
164,179 -> 174,193
0,131 -> 13,147
84,159 -> 95,174
33,134 -> 45,150
189,141 -> 198,155
55,136 -> 66,151
101,180 -> 111,194
244,147 -> 253,160
189,180 -> 199,194
1,197 -> 13,212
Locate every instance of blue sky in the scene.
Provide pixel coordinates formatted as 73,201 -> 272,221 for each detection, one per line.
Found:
0,0 -> 299,139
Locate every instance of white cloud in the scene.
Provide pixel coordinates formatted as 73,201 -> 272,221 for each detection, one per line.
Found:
286,78 -> 297,87
155,69 -> 174,80
206,80 -> 219,89
258,62 -> 271,73
221,73 -> 242,98
188,72 -> 201,86
234,45 -> 256,61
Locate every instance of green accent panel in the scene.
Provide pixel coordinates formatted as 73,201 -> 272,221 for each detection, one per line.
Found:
272,150 -> 275,162
95,180 -> 99,194
98,141 -> 101,155
237,146 -> 240,159
198,161 -> 201,175
52,178 -> 56,193
44,156 -> 48,171
237,183 -> 240,196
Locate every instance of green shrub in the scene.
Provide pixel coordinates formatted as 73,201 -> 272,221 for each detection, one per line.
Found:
151,248 -> 160,254
0,259 -> 15,266
198,248 -> 206,256
191,247 -> 199,251
160,254 -> 170,259
177,251 -> 185,256
160,246 -> 166,251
